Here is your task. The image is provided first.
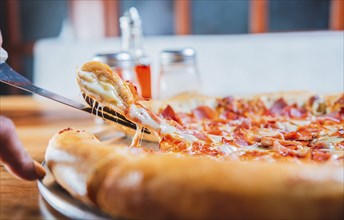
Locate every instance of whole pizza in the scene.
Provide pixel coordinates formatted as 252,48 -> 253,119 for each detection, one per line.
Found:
45,61 -> 344,220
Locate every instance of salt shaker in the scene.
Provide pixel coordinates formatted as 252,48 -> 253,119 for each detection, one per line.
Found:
158,48 -> 202,99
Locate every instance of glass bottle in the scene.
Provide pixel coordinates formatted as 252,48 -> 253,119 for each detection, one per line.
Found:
158,48 -> 202,99
120,7 -> 152,99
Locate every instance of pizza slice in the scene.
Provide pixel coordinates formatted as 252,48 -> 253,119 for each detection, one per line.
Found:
77,61 -> 209,150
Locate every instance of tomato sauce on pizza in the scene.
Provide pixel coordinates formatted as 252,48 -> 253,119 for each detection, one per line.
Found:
158,94 -> 344,163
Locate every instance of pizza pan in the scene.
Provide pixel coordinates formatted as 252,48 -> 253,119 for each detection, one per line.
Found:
37,161 -> 113,220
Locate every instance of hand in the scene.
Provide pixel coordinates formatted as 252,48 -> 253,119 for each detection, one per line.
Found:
0,31 -> 45,180
0,116 -> 46,180
0,29 -> 8,63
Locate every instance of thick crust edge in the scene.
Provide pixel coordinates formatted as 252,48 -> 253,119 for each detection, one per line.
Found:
45,129 -> 344,220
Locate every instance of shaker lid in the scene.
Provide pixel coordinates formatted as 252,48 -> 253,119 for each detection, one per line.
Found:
160,48 -> 196,64
120,7 -> 142,28
93,52 -> 135,67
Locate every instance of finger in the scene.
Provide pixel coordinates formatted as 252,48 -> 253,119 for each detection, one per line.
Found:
0,116 -> 46,180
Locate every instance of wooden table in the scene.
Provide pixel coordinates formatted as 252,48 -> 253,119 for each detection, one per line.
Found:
0,95 -> 105,219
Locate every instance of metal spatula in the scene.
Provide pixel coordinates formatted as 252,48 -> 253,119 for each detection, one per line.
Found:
0,48 -> 148,133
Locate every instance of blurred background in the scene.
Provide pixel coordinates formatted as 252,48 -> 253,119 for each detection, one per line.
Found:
0,0 -> 343,97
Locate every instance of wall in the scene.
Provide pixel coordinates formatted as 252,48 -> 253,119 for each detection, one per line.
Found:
34,31 -> 343,102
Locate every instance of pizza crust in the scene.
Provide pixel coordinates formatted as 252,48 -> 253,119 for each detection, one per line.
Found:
45,128 -> 344,220
149,92 -> 218,113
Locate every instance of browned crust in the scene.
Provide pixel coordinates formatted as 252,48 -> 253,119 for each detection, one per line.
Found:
46,129 -> 344,220
78,61 -> 137,111
143,91 -> 344,117
149,92 -> 218,113
45,128 -> 131,206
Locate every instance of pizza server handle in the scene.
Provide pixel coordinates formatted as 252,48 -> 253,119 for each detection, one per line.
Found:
0,53 -> 143,132
0,46 -> 8,64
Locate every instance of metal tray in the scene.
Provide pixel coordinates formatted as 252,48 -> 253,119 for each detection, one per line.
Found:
37,161 -> 113,219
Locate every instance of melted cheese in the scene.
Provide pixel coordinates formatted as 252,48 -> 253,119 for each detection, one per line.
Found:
78,70 -> 125,110
129,104 -> 199,144
218,144 -> 238,155
130,125 -> 142,148
129,105 -> 160,130
318,136 -> 344,148
275,121 -> 298,132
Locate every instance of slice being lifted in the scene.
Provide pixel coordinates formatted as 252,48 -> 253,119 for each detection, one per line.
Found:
44,61 -> 344,220
77,61 -> 206,150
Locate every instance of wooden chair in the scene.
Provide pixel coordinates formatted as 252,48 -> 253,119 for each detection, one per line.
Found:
67,0 -> 344,36
173,0 -> 344,34
2,0 -> 34,94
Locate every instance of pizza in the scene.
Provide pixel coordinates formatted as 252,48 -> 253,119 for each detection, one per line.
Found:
45,61 -> 344,220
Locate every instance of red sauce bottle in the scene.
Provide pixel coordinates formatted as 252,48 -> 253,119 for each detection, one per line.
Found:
120,7 -> 152,99
135,63 -> 151,98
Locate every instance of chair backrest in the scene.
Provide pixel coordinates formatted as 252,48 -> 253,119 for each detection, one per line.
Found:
69,0 -> 344,37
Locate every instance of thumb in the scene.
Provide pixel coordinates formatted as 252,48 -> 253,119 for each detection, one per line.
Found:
0,116 -> 45,181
